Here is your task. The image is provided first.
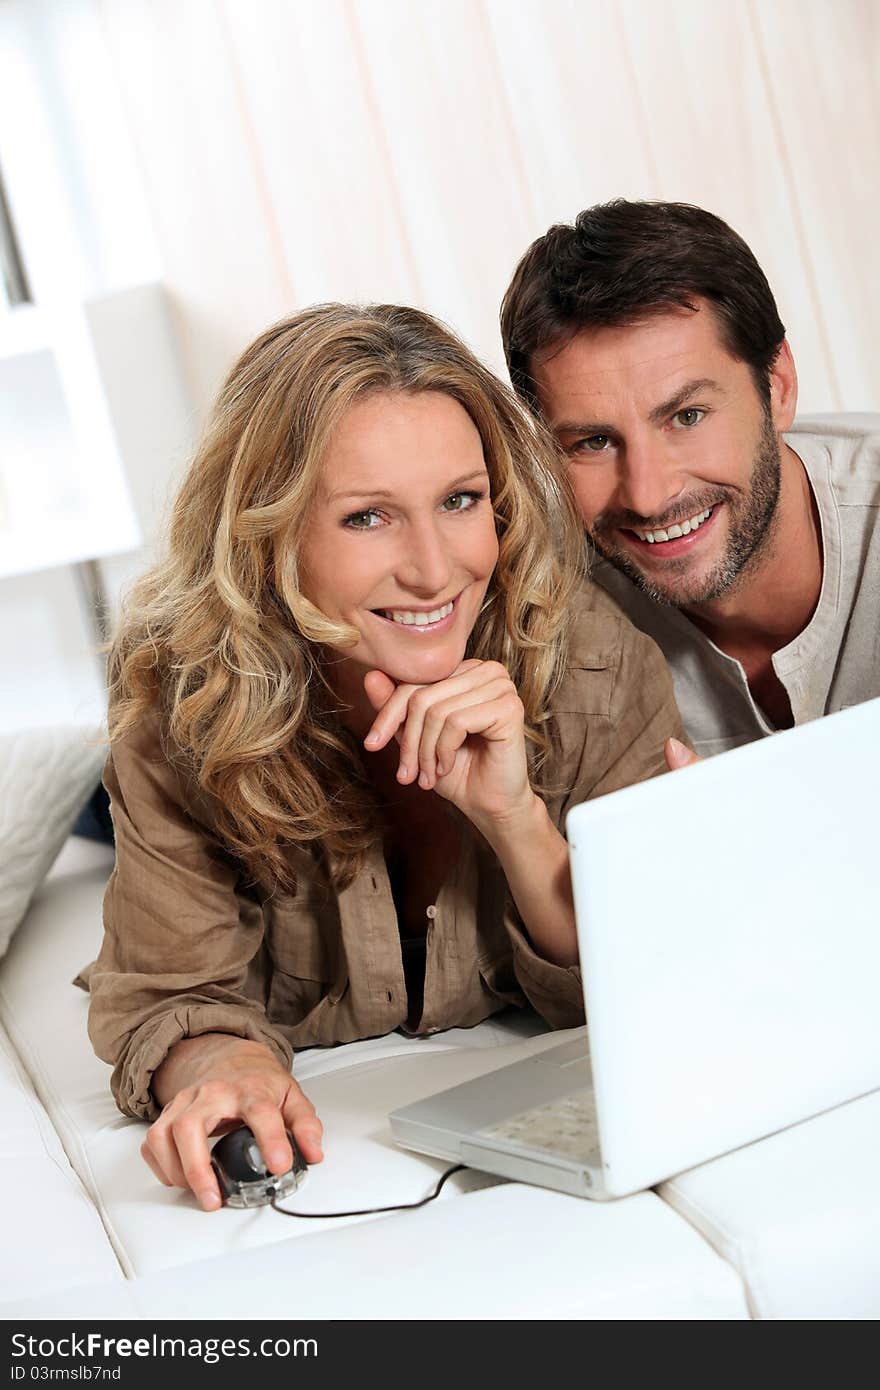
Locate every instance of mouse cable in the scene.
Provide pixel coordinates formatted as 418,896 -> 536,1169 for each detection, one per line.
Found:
270,1163 -> 466,1219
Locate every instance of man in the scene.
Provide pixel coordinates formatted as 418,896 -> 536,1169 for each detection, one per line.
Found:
500,199 -> 880,759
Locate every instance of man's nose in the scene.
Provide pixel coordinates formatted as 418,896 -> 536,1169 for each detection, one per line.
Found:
397,518 -> 453,595
616,437 -> 685,522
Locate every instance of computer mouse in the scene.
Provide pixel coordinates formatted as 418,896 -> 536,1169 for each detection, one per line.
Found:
210,1125 -> 308,1208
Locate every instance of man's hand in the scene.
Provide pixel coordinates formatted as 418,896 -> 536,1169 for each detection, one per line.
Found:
665,736 -> 701,771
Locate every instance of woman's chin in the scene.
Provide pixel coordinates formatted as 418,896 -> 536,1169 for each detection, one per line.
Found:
382,644 -> 465,687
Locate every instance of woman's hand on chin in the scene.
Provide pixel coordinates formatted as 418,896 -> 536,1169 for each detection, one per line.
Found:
362,661 -> 535,833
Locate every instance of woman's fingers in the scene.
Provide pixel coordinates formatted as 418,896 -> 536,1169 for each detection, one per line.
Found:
393,663 -> 509,784
239,1098 -> 297,1176
432,694 -> 523,785
141,1073 -> 324,1211
363,660 -> 484,757
282,1087 -> 325,1165
362,668 -> 396,718
415,677 -> 518,787
139,1138 -> 173,1187
171,1109 -> 226,1211
363,679 -> 419,754
142,1103 -> 192,1191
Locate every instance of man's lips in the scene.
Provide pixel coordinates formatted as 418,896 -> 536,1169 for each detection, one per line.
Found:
617,503 -> 722,559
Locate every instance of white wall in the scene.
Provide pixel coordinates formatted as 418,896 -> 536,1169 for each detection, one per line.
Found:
1,0 -> 878,731
95,0 -> 880,416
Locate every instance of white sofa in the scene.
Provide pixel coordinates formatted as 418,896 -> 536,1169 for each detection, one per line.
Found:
1,835 -> 877,1321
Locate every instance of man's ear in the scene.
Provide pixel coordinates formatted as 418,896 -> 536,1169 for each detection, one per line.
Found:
768,338 -> 798,433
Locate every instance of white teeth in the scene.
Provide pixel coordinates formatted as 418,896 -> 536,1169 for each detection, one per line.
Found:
383,600 -> 454,626
634,507 -> 712,545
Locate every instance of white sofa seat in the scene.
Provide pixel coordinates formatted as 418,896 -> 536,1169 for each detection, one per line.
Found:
0,838 -> 748,1320
659,1088 -> 880,1319
0,1182 -> 748,1321
0,1018 -> 122,1302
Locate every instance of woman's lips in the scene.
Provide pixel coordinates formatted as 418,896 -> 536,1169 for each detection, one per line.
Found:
370,592 -> 460,635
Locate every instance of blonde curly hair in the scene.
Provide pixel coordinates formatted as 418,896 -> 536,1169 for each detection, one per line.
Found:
108,303 -> 585,889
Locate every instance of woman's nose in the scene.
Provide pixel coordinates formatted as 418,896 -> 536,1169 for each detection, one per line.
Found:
397,520 -> 453,595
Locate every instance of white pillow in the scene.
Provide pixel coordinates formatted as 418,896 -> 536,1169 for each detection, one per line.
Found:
0,726 -> 107,958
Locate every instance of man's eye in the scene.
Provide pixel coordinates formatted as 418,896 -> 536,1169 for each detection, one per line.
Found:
570,435 -> 610,454
672,408 -> 705,429
441,490 -> 482,512
343,509 -> 382,530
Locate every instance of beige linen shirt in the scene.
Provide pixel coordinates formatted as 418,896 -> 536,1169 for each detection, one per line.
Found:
592,415 -> 880,757
88,583 -> 683,1120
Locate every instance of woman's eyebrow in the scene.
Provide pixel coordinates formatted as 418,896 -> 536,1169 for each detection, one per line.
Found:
328,468 -> 489,503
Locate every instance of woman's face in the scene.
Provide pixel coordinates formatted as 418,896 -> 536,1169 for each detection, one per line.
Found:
299,390 -> 499,692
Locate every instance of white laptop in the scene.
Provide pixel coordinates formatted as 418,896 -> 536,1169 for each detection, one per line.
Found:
390,697 -> 880,1199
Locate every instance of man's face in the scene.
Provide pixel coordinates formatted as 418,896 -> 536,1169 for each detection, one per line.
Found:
532,301 -> 790,608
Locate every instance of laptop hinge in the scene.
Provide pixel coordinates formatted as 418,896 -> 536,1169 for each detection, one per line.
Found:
459,1141 -> 602,1200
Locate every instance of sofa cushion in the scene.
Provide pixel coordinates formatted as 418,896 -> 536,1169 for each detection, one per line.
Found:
1,1181 -> 748,1321
659,1090 -> 880,1319
0,1018 -> 122,1302
0,726 -> 105,959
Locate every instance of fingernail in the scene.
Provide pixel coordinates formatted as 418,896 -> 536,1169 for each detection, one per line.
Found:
364,731 -> 380,748
397,764 -> 408,781
668,737 -> 689,764
200,1189 -> 221,1211
418,771 -> 430,789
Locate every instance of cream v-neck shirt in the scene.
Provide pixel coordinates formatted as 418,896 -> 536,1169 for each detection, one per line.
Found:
592,414 -> 880,757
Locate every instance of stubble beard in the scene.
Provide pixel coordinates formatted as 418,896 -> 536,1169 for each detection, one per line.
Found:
589,410 -> 782,608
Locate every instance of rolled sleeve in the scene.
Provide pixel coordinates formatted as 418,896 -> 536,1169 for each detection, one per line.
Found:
505,911 -> 586,1029
88,716 -> 293,1119
107,1004 -> 293,1122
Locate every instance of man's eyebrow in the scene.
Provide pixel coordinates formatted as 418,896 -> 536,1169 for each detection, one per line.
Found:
554,418 -> 616,437
327,468 -> 489,503
553,379 -> 725,436
648,378 -> 725,424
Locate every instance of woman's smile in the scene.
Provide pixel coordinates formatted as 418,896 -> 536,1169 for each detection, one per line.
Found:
370,592 -> 460,633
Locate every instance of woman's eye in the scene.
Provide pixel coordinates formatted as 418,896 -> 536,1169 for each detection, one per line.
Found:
441,490 -> 481,512
343,509 -> 382,530
673,408 -> 705,429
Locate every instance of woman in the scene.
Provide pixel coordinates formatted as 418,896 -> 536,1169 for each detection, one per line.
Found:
89,304 -> 683,1211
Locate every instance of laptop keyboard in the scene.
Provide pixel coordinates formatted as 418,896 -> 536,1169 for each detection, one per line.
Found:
478,1090 -> 599,1162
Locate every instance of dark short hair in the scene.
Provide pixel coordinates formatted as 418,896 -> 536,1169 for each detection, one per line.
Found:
501,199 -> 786,410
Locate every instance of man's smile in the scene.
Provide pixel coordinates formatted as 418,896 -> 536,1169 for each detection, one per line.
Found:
613,503 -> 723,560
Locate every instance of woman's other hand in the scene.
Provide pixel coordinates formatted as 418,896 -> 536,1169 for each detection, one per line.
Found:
142,1034 -> 323,1212
362,660 -> 534,834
